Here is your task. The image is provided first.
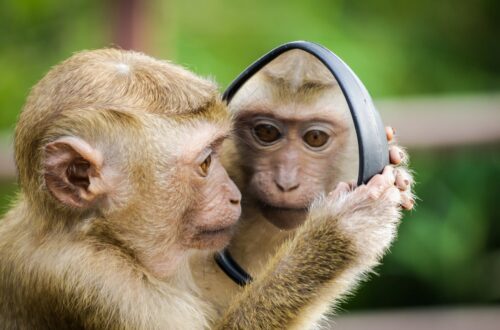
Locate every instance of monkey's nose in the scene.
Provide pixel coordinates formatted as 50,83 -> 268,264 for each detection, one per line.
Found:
275,181 -> 300,192
227,180 -> 242,206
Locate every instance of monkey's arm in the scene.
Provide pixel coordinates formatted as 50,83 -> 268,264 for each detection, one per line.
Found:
214,214 -> 357,330
215,167 -> 403,330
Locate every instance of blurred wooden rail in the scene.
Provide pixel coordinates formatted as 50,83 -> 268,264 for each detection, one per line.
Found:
377,94 -> 500,148
0,94 -> 499,179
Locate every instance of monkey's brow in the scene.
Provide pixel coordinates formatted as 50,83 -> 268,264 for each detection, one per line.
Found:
209,134 -> 230,149
236,109 -> 334,124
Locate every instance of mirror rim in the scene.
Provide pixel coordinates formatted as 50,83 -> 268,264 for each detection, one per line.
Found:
216,40 -> 389,286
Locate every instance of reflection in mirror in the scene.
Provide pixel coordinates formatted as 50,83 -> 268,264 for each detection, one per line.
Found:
217,49 -> 360,277
228,49 -> 359,233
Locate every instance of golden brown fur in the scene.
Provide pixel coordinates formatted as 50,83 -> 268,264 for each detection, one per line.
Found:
0,48 -> 241,329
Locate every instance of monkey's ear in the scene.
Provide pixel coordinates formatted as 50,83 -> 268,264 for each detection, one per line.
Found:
43,136 -> 106,209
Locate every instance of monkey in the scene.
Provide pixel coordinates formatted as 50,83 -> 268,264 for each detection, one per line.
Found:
0,47 -> 410,330
0,47 -> 413,329
0,48 -> 247,329
191,49 -> 415,328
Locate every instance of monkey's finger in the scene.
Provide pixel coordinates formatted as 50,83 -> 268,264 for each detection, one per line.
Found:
385,126 -> 395,142
401,191 -> 415,210
347,180 -> 357,190
389,146 -> 405,165
384,186 -> 402,205
328,182 -> 351,200
395,168 -> 412,191
366,169 -> 393,199
367,166 -> 394,189
366,174 -> 384,192
381,165 -> 396,186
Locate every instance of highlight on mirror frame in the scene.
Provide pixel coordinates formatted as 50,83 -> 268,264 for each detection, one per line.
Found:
223,49 -> 359,272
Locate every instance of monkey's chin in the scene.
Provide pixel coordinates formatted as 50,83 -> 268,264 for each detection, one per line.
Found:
260,205 -> 308,230
192,226 -> 236,250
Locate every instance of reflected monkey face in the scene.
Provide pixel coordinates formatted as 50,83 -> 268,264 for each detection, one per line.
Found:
229,49 -> 359,230
234,105 -> 353,229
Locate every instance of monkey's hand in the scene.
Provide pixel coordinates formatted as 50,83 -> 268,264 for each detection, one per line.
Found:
311,165 -> 404,265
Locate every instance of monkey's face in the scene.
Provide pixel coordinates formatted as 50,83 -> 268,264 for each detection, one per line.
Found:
19,48 -> 242,278
177,145 -> 242,250
228,59 -> 359,231
41,115 -> 240,281
234,102 -> 355,230
148,119 -> 242,251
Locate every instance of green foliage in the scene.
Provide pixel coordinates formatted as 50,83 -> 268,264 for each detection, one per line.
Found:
156,0 -> 500,94
0,0 -> 108,131
0,181 -> 17,216
1,0 -> 499,130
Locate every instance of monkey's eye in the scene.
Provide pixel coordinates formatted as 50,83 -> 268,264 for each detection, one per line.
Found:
303,130 -> 330,148
253,123 -> 282,144
199,154 -> 212,176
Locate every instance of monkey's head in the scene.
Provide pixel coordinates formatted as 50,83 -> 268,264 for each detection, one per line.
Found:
15,49 -> 241,277
229,50 -> 358,230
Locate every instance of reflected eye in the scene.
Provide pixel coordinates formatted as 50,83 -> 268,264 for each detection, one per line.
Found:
253,124 -> 281,144
303,130 -> 330,148
199,154 -> 212,176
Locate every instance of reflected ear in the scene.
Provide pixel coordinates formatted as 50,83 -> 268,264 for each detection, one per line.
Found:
43,136 -> 106,209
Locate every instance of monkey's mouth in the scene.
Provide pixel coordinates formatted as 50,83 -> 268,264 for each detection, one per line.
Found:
194,224 -> 236,250
197,225 -> 236,238
259,203 -> 308,230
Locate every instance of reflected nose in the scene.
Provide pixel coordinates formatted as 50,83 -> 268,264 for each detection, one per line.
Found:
275,162 -> 300,192
275,180 -> 300,192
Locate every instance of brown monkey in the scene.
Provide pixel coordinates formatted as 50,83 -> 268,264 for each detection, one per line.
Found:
192,50 -> 415,328
0,49 -> 244,329
0,48 -> 412,329
1,48 -> 400,330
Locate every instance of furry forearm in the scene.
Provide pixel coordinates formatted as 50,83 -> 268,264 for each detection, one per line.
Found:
215,213 -> 357,330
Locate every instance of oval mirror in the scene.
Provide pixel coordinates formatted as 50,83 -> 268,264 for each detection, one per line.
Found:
216,41 -> 388,285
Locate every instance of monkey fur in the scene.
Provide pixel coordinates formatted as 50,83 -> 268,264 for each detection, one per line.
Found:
0,48 -> 413,329
0,48 -> 246,329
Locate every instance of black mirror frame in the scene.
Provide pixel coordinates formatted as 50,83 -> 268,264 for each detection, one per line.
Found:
215,41 -> 389,286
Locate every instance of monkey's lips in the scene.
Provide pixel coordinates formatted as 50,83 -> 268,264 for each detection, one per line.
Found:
194,224 -> 237,250
198,225 -> 234,237
259,203 -> 308,230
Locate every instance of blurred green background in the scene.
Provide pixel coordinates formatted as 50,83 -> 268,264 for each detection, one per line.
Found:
0,0 -> 499,312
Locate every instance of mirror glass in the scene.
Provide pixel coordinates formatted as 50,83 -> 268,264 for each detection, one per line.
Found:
227,49 -> 359,231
